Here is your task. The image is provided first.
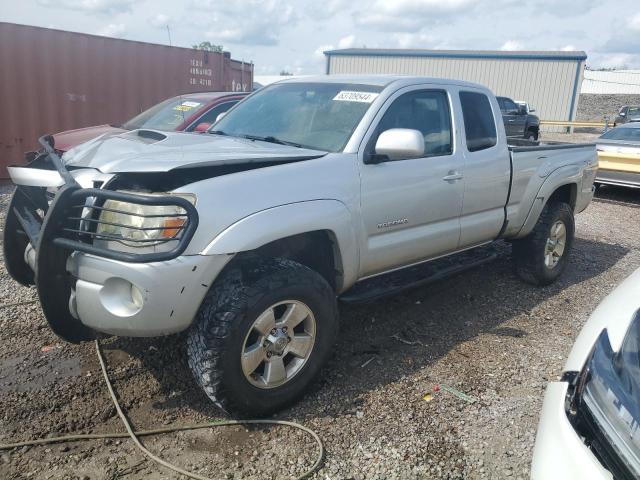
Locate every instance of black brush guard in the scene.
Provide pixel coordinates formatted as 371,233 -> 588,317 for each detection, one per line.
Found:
3,136 -> 199,342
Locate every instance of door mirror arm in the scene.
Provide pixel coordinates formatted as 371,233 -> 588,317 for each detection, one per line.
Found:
364,152 -> 389,165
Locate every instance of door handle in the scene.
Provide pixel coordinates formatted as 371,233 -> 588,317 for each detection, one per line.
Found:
508,119 -> 515,122
443,171 -> 463,182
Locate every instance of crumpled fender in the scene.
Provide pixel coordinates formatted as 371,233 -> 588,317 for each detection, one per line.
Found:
201,200 -> 359,292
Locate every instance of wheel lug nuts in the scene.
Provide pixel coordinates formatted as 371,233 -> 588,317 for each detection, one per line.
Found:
282,326 -> 288,332
270,328 -> 276,335
267,352 -> 272,358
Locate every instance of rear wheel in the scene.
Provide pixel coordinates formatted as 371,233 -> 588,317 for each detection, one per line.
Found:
513,202 -> 575,286
525,129 -> 538,141
187,257 -> 338,416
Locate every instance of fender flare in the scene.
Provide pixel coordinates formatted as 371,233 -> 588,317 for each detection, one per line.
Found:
201,200 -> 359,290
515,165 -> 582,238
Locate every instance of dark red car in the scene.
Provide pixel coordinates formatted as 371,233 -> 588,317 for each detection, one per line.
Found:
52,91 -> 248,152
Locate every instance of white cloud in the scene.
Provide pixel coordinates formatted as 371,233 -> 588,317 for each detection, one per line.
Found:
500,40 -> 523,51
355,0 -> 479,32
314,44 -> 334,60
306,0 -> 352,19
338,34 -> 356,49
602,12 -> 640,54
195,0 -> 299,46
393,32 -> 438,49
589,52 -> 640,70
97,23 -> 126,37
148,13 -> 170,28
9,0 -> 640,74
560,45 -> 577,51
37,0 -> 136,14
628,12 -> 640,31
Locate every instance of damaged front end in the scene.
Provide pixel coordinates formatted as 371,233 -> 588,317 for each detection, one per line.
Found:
3,136 -> 199,343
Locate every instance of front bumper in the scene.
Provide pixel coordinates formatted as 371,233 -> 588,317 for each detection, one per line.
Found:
3,138 -> 209,341
68,252 -> 231,336
530,382 -> 613,480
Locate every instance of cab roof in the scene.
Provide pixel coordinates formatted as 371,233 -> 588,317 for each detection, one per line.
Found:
275,74 -> 490,92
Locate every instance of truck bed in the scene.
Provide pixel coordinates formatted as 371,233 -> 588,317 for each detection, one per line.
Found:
502,139 -> 598,239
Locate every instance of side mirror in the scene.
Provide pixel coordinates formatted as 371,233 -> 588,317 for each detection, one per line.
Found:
371,128 -> 424,162
216,112 -> 228,122
194,122 -> 212,133
620,112 -> 627,117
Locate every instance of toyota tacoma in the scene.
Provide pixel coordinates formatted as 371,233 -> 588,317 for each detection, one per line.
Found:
4,76 -> 597,415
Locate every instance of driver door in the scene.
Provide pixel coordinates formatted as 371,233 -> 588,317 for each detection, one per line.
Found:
502,98 -> 526,137
358,87 -> 464,277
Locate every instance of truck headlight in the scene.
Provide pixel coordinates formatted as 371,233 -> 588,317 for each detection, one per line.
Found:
95,193 -> 196,247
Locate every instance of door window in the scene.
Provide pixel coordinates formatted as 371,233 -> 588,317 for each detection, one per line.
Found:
372,90 -> 453,158
502,98 -> 519,114
459,91 -> 498,152
186,101 -> 238,131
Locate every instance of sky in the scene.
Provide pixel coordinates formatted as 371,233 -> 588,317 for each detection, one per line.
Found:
2,0 -> 640,75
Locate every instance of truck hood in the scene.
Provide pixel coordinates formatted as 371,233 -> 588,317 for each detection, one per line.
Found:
62,130 -> 327,173
53,124 -> 127,152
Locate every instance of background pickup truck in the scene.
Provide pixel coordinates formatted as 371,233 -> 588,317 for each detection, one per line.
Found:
4,75 -> 597,415
498,95 -> 541,140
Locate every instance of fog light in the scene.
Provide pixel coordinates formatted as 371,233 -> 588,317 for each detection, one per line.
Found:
99,277 -> 144,317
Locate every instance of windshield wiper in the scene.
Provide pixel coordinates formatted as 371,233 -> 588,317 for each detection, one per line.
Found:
208,130 -> 228,136
238,134 -> 305,149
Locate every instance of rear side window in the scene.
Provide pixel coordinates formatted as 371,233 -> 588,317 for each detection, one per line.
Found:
459,91 -> 497,152
373,90 -> 453,158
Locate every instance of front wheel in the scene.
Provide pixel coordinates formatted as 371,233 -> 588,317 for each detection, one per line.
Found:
512,202 -> 575,286
187,257 -> 338,416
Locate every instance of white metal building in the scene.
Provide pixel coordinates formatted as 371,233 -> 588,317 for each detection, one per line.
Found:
325,48 -> 587,129
581,70 -> 640,94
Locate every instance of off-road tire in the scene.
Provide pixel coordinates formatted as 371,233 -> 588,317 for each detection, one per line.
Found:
525,129 -> 538,141
187,257 -> 338,416
512,201 -> 575,286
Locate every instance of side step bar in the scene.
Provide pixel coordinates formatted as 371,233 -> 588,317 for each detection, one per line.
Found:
339,246 -> 499,304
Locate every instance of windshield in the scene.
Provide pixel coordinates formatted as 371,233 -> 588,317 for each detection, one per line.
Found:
211,82 -> 383,152
122,97 -> 208,131
628,107 -> 640,115
580,315 -> 640,478
600,127 -> 640,142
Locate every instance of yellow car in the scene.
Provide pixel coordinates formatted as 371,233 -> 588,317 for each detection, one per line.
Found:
596,123 -> 640,188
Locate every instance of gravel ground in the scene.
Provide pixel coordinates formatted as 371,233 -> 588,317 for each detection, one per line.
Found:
543,93 -> 640,136
577,93 -> 640,123
1,182 -> 639,480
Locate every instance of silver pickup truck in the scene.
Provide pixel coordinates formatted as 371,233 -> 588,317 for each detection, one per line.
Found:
4,76 -> 597,414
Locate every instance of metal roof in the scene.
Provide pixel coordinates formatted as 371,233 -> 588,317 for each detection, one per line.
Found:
324,48 -> 587,62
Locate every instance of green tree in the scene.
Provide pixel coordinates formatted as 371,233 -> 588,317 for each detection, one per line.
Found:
279,70 -> 293,76
192,41 -> 224,53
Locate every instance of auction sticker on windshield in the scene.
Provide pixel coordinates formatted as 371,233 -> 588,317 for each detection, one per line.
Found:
173,101 -> 202,112
333,91 -> 379,103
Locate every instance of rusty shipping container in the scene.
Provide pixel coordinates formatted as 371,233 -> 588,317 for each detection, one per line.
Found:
0,22 -> 253,178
